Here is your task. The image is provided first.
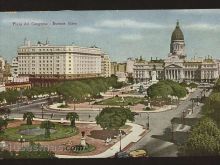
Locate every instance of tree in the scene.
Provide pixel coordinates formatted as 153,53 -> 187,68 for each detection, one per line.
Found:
3,90 -> 19,104
188,82 -> 198,88
0,149 -> 16,159
40,120 -> 55,138
17,141 -> 55,159
147,80 -> 187,99
181,117 -> 220,156
0,117 -> 8,133
23,112 -> 35,125
0,107 -> 11,116
66,112 -> 79,127
170,84 -> 187,98
96,107 -> 134,130
147,83 -> 173,98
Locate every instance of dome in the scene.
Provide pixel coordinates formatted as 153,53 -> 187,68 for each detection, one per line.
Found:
171,21 -> 184,41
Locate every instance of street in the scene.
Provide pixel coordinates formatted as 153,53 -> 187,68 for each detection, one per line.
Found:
127,88 -> 209,157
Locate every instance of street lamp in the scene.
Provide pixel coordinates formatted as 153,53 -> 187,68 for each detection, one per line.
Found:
119,130 -> 122,152
191,99 -> 194,114
88,94 -> 91,105
41,104 -> 44,119
74,98 -> 76,111
18,135 -> 25,148
171,121 -> 174,142
182,110 -> 186,125
146,113 -> 150,130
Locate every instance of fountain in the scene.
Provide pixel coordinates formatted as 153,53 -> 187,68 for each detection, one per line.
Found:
18,127 -> 56,136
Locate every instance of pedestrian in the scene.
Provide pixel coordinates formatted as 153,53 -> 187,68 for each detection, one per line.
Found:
51,113 -> 54,119
89,114 -> 91,118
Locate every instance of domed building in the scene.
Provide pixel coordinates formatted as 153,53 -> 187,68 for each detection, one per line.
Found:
169,21 -> 186,58
133,21 -> 219,83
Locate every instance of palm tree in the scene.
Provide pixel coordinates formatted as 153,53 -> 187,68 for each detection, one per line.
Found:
23,112 -> 35,125
66,112 -> 79,127
40,120 -> 55,138
0,117 -> 8,132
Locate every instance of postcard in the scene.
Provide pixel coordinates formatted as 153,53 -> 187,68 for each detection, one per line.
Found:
0,10 -> 219,159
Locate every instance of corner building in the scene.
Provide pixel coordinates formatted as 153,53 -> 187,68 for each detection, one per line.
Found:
17,41 -> 109,86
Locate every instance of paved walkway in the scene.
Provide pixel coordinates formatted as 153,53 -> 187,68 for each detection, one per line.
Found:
12,117 -> 146,158
56,122 -> 146,158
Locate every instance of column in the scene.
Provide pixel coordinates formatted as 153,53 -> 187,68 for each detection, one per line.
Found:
169,70 -> 171,79
166,70 -> 168,79
189,71 -> 191,80
174,70 -> 176,80
172,70 -> 174,80
176,70 -> 178,80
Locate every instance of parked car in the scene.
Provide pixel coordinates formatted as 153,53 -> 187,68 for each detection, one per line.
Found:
115,151 -> 130,158
129,150 -> 147,158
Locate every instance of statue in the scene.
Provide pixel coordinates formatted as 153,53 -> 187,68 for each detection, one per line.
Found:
151,70 -> 157,82
80,131 -> 86,147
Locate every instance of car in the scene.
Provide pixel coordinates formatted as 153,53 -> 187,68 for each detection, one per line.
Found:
129,150 -> 147,158
115,151 -> 130,158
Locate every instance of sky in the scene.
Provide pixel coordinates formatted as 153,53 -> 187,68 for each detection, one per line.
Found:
0,10 -> 220,62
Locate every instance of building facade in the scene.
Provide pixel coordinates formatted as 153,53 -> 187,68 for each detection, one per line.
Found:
17,40 -> 103,79
0,56 -> 5,71
133,21 -> 219,83
11,57 -> 19,77
110,62 -> 126,75
133,57 -> 164,83
101,54 -> 111,77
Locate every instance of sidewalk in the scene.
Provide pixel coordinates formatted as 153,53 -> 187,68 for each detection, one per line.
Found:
56,122 -> 146,158
12,117 -> 146,158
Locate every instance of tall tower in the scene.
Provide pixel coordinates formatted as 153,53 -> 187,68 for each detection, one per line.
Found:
169,20 -> 186,58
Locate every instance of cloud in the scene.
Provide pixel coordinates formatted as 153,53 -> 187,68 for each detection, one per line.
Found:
184,23 -> 220,31
120,34 -> 143,41
76,26 -> 100,33
96,19 -> 167,29
170,9 -> 220,15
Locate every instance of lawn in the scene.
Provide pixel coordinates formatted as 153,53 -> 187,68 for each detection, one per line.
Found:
94,96 -> 145,106
68,144 -> 96,154
0,123 -> 79,142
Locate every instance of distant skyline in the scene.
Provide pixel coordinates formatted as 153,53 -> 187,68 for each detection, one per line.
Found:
1,10 -> 220,62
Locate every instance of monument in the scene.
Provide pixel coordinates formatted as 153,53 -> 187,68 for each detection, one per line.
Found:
80,131 -> 86,147
151,70 -> 158,83
148,69 -> 159,86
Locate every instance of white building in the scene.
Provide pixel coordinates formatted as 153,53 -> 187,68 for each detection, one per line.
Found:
133,21 -> 219,83
101,54 -> 111,77
126,58 -> 135,74
0,56 -> 5,71
17,40 -> 104,79
11,57 -> 18,77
